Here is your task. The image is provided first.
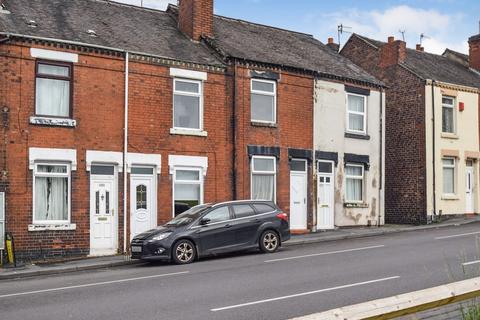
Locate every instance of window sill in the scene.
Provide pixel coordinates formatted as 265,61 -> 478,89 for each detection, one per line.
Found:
28,223 -> 76,231
251,121 -> 277,128
441,194 -> 460,200
344,202 -> 368,208
345,132 -> 370,140
441,132 -> 459,140
169,128 -> 208,137
30,116 -> 76,127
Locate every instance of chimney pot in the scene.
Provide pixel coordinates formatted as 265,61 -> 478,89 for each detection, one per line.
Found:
416,44 -> 424,52
388,36 -> 395,43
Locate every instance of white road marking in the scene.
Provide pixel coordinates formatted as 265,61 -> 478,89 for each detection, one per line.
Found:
0,271 -> 189,299
462,260 -> 480,266
264,245 -> 385,263
435,231 -> 480,240
211,275 -> 400,312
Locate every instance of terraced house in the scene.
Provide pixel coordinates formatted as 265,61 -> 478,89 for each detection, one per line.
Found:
0,0 -> 384,260
342,33 -> 480,224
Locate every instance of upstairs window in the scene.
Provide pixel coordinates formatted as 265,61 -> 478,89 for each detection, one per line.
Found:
442,96 -> 455,134
173,79 -> 202,130
35,61 -> 72,118
251,79 -> 276,123
346,93 -> 367,134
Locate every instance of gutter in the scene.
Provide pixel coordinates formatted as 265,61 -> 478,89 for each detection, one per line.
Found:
232,63 -> 237,199
431,80 -> 437,221
312,80 -> 317,231
378,88 -> 384,226
123,52 -> 129,253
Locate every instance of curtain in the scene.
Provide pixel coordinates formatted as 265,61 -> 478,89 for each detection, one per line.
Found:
442,106 -> 453,133
346,178 -> 362,201
36,78 -> 70,117
252,174 -> 274,201
443,167 -> 454,193
348,95 -> 365,131
35,167 -> 68,221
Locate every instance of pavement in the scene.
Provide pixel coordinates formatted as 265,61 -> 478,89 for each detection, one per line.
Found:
0,221 -> 479,320
0,215 -> 478,281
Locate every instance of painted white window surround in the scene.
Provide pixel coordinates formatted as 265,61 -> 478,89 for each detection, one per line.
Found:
30,116 -> 76,127
251,156 -> 276,202
345,163 -> 364,203
86,150 -> 123,172
170,128 -> 208,137
29,147 -> 77,170
168,155 -> 208,176
126,153 -> 161,174
251,79 -> 277,124
32,163 -> 72,228
169,68 -> 207,81
31,48 -> 79,63
346,93 -> 367,135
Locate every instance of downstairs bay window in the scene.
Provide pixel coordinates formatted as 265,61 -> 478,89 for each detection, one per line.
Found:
251,156 -> 276,202
33,163 -> 71,224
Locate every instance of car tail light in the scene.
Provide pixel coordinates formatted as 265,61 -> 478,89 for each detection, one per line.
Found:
276,212 -> 288,222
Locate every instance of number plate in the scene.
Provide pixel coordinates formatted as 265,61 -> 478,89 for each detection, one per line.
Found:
131,246 -> 142,253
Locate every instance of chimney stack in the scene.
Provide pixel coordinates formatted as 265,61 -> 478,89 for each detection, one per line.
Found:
178,0 -> 214,41
416,44 -> 424,52
380,36 -> 406,67
326,37 -> 340,52
468,34 -> 480,70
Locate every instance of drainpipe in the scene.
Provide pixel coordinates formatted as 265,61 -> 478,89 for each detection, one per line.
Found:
312,79 -> 317,232
123,52 -> 129,253
232,63 -> 237,200
378,88 -> 384,226
431,81 -> 437,222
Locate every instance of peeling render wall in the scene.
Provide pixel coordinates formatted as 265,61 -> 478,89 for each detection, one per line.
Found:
314,80 -> 385,227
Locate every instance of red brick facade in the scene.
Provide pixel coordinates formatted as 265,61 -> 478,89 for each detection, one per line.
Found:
341,36 -> 427,224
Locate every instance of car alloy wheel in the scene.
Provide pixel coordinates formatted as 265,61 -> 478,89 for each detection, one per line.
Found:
173,240 -> 196,264
260,230 -> 279,253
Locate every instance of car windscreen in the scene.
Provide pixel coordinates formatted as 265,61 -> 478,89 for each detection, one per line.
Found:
165,205 -> 210,227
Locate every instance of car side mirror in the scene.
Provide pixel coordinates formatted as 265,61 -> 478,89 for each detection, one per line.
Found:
200,218 -> 211,225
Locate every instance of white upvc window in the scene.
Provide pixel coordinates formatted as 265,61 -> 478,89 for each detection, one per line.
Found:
345,163 -> 364,202
35,61 -> 72,118
346,93 -> 367,134
251,156 -> 276,202
33,163 -> 71,224
442,96 -> 456,134
251,79 -> 276,124
442,157 -> 456,195
173,78 -> 203,131
173,167 -> 203,216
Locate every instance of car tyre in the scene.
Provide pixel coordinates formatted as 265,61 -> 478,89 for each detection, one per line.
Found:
172,239 -> 196,264
259,230 -> 279,253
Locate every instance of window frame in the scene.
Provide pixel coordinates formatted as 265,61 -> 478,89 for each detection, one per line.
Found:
172,78 -> 203,131
442,157 -> 456,195
344,163 -> 364,203
250,78 -> 277,124
172,167 -> 204,218
32,162 -> 71,225
317,160 -> 334,174
441,96 -> 456,134
250,155 -> 277,203
34,60 -> 73,119
346,93 -> 367,135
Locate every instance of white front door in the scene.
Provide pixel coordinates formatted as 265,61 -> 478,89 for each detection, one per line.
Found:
466,162 -> 474,213
130,168 -> 156,239
290,159 -> 307,230
90,170 -> 117,256
317,160 -> 334,229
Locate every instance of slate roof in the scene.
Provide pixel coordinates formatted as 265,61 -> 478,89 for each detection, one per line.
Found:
208,15 -> 383,86
352,34 -> 480,88
443,48 -> 469,63
0,0 -> 224,67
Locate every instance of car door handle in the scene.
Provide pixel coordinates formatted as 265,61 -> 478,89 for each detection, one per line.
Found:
250,218 -> 260,223
225,224 -> 232,228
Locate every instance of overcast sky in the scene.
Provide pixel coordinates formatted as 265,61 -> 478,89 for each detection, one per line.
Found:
114,0 -> 479,54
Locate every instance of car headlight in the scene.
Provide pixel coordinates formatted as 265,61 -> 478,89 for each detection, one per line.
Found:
150,232 -> 172,241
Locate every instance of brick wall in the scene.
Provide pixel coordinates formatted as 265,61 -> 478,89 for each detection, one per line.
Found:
342,36 -> 428,224
178,0 -> 213,41
232,65 -> 315,229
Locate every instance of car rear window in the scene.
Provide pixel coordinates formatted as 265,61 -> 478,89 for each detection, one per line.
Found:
232,204 -> 255,218
252,203 -> 275,214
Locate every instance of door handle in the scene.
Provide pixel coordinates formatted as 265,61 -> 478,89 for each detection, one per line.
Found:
250,218 -> 260,223
225,224 -> 232,228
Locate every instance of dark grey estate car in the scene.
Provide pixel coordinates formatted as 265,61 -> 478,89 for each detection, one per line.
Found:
130,200 -> 290,264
